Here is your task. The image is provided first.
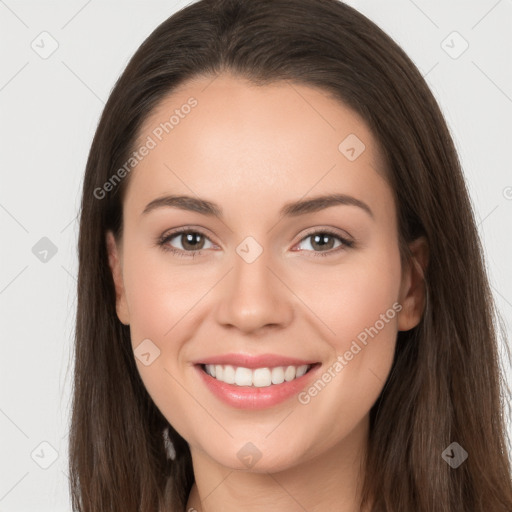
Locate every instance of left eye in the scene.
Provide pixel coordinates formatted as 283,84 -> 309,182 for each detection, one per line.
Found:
299,231 -> 354,256
296,231 -> 348,253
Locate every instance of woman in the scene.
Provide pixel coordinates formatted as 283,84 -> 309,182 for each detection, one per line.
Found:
69,0 -> 512,510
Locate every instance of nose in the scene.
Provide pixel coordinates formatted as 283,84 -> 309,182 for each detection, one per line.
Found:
214,246 -> 294,335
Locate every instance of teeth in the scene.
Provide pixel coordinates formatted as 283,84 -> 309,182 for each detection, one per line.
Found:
271,366 -> 285,385
222,365 -> 235,384
204,364 -> 311,387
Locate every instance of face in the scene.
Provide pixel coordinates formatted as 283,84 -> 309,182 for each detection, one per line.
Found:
106,73 -> 426,473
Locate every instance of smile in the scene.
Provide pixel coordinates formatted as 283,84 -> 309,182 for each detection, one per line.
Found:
195,362 -> 321,410
202,363 -> 311,387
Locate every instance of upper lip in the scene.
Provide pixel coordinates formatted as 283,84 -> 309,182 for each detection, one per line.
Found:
193,353 -> 318,369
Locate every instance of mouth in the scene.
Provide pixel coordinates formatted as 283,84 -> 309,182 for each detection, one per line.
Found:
199,362 -> 319,388
194,361 -> 322,410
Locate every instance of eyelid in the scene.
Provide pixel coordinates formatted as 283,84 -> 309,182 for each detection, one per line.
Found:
159,225 -> 217,243
294,225 -> 353,245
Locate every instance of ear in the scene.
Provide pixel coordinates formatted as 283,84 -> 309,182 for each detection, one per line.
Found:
397,236 -> 429,332
106,230 -> 130,325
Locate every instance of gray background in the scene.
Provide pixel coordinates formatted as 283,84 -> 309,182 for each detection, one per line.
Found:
1,0 -> 511,510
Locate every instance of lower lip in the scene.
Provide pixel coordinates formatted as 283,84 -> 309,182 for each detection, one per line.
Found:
195,364 -> 321,410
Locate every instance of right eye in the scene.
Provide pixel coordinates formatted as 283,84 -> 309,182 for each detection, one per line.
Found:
158,228 -> 216,257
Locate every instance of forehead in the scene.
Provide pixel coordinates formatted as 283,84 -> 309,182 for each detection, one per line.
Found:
124,73 -> 391,221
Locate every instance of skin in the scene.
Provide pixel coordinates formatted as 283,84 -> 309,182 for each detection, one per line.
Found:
106,73 -> 428,512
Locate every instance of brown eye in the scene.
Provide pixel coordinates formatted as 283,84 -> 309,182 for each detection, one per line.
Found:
159,229 -> 215,256
175,232 -> 207,251
296,230 -> 354,256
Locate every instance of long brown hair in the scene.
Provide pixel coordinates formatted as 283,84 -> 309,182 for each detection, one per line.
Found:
69,0 -> 512,510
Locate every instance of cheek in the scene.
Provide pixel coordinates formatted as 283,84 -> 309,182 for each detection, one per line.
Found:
121,244 -> 205,345
334,251 -> 402,367
296,248 -> 402,429
290,245 -> 402,349
120,243 -> 211,421
120,246 -> 199,436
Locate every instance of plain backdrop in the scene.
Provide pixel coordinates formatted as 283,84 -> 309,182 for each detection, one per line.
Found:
1,1 -> 511,510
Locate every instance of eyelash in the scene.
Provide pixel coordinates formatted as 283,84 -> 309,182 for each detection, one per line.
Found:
156,226 -> 355,259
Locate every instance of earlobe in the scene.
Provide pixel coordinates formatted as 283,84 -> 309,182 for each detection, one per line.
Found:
397,236 -> 429,332
105,230 -> 130,325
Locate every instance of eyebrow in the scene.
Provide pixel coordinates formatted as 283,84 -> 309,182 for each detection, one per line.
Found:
141,193 -> 374,219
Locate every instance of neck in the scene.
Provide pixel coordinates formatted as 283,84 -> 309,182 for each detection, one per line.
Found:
185,415 -> 371,512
